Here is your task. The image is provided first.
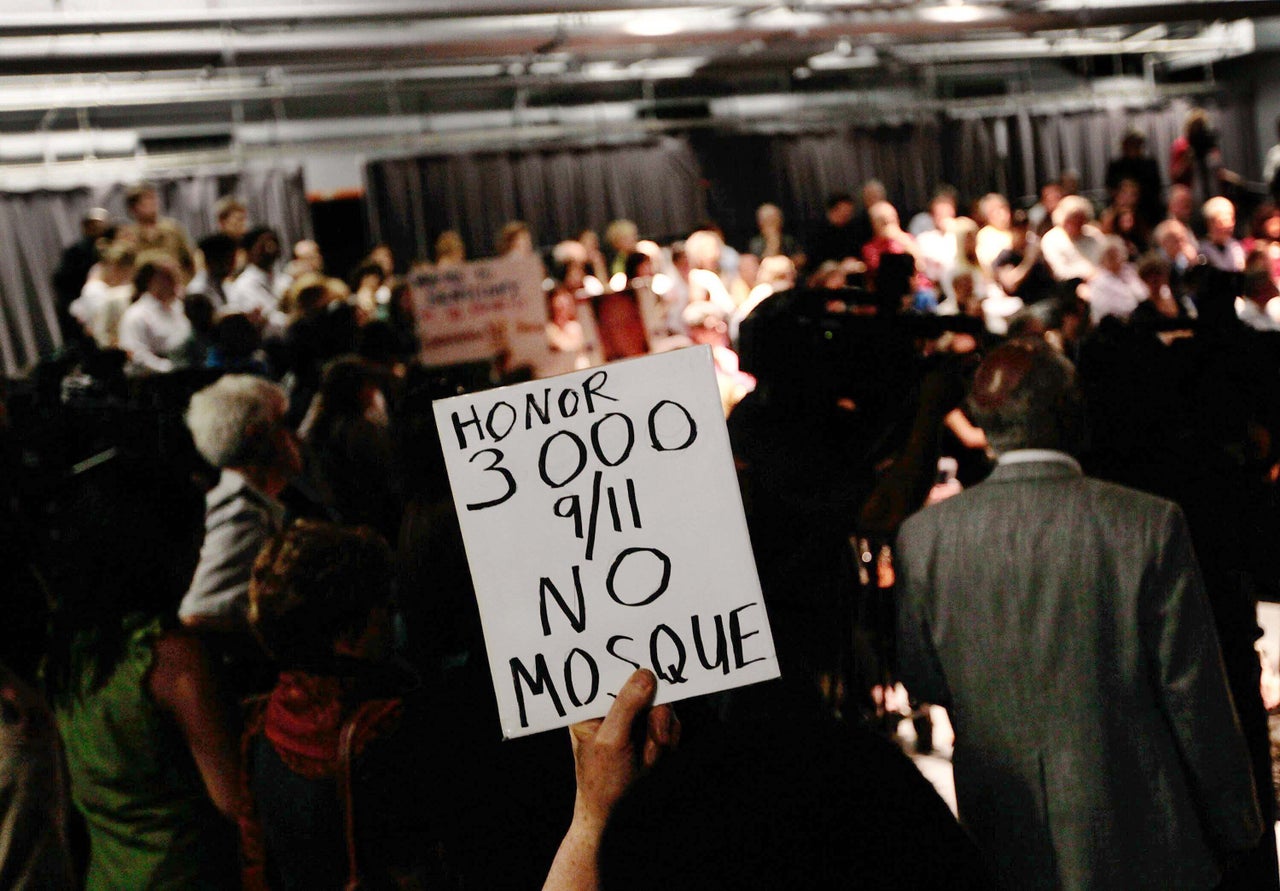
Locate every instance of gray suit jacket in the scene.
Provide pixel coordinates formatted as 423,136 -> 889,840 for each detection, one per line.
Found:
896,456 -> 1262,891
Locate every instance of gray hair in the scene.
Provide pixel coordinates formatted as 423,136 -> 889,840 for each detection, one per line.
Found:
966,339 -> 1083,455
185,375 -> 287,468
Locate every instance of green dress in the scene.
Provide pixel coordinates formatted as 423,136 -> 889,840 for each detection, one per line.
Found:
54,616 -> 236,890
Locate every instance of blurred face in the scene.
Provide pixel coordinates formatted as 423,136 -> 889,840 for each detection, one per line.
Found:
221,208 -> 248,240
149,266 -> 180,303
1169,188 -> 1192,222
551,292 -> 576,326
130,191 -> 158,224
294,240 -> 323,273
757,206 -> 782,232
370,246 -> 394,275
1115,181 -> 1139,210
1265,215 -> 1280,241
1209,207 -> 1235,243
828,200 -> 855,227
931,198 -> 956,229
1063,211 -> 1087,239
1101,246 -> 1125,274
985,201 -> 1011,230
1041,184 -> 1064,212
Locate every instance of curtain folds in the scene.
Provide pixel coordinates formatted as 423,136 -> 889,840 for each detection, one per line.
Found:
367,136 -> 708,264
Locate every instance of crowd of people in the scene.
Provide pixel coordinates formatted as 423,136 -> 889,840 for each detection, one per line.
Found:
1,105 -> 1279,889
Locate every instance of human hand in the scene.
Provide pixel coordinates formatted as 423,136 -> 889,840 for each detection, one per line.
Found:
567,669 -> 680,834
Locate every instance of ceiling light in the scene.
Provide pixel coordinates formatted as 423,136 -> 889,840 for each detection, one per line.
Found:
918,3 -> 1000,24
625,14 -> 682,38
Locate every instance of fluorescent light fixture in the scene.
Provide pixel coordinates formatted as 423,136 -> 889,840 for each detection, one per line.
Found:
918,3 -> 1001,24
625,13 -> 683,37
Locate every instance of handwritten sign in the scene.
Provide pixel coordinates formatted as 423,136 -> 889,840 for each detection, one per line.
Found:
409,254 -> 551,372
433,346 -> 779,738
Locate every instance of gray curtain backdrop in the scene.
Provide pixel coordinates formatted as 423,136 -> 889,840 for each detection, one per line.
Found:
941,97 -> 1256,207
769,120 -> 944,232
365,136 -> 707,263
366,101 -> 1253,259
0,166 -> 310,376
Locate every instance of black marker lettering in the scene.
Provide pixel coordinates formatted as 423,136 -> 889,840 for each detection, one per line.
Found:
581,370 -> 618,412
451,405 -> 484,450
647,400 -> 698,452
558,388 -> 580,418
486,401 -> 517,441
730,603 -> 767,668
649,624 -> 688,683
606,547 -> 672,607
606,635 -> 641,671
564,648 -> 600,707
525,389 -> 551,429
538,566 -> 586,636
510,654 -> 565,729
465,448 -> 516,510
691,613 -> 730,674
590,412 -> 635,467
539,430 -> 587,489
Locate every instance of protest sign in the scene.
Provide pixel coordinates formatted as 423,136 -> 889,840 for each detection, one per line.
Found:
433,346 -> 779,738
409,253 -> 551,373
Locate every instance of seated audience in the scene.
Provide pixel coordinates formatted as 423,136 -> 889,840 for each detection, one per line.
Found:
1242,203 -> 1280,284
1152,218 -> 1197,299
1098,177 -> 1151,257
1200,196 -> 1246,272
1089,235 -> 1148,325
1130,252 -> 1196,329
190,233 -> 239,311
914,187 -> 959,289
1026,179 -> 1064,235
993,212 -> 1057,306
434,230 -> 467,267
974,192 -> 1013,274
748,203 -> 799,261
1040,195 -> 1104,282
119,254 -> 192,375
70,242 -> 135,348
228,227 -> 285,332
1239,269 -> 1280,332
498,220 -> 535,257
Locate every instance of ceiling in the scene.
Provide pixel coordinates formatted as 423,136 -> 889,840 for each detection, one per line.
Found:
2,1 -> 1279,175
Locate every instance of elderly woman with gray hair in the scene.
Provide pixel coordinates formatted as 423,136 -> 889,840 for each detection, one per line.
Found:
180,375 -> 302,635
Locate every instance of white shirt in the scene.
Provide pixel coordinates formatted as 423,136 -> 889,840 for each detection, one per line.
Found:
1198,238 -> 1246,273
227,263 -> 288,336
1089,266 -> 1148,324
118,292 -> 191,374
227,264 -> 278,317
1040,225 -> 1103,282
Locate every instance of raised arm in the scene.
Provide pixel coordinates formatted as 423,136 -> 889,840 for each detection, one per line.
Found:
543,669 -> 680,891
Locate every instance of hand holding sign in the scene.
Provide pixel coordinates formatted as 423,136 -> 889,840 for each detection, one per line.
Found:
433,346 -> 779,738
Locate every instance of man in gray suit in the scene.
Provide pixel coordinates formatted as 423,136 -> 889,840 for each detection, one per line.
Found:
896,338 -> 1262,890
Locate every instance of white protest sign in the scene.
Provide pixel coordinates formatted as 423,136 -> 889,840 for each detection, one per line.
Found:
409,253 -> 551,373
433,346 -> 779,738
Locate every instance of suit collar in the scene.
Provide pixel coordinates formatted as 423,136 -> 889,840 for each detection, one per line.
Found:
986,449 -> 1083,483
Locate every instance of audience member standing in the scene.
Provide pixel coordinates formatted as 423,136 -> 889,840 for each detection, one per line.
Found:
1104,129 -> 1164,228
116,183 -> 195,274
228,227 -> 285,333
118,255 -> 192,375
896,339 -> 1262,891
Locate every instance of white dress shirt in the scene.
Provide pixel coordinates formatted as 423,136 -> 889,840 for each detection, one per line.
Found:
118,292 -> 191,374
